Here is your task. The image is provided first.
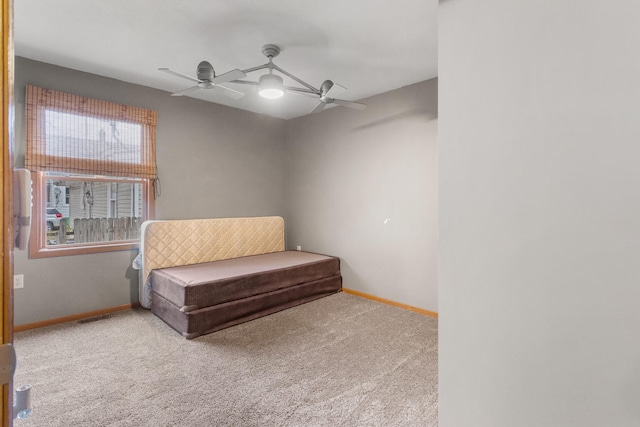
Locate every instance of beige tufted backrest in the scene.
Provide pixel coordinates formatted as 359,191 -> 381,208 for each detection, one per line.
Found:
140,216 -> 285,283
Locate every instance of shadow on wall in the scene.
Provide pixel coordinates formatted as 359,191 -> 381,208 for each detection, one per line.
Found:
125,261 -> 139,304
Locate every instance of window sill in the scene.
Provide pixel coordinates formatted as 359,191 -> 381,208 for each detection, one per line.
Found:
29,241 -> 139,259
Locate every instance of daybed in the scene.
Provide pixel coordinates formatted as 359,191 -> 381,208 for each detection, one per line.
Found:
138,216 -> 342,339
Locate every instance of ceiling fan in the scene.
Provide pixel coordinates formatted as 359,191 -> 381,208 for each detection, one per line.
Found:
159,44 -> 366,113
158,61 -> 246,99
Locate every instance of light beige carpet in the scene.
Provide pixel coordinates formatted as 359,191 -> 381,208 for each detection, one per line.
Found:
14,292 -> 438,426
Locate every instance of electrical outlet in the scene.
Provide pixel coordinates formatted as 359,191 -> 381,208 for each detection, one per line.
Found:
14,274 -> 24,289
296,245 -> 302,251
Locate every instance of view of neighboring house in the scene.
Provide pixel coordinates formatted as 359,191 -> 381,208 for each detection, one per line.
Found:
45,179 -> 143,245
47,180 -> 142,220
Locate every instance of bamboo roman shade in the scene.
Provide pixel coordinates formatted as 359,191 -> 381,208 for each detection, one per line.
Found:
25,85 -> 158,179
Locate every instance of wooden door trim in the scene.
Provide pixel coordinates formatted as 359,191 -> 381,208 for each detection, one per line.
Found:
1,0 -> 14,424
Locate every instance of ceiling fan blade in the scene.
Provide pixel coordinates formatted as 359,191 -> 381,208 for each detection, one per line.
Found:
159,68 -> 201,83
211,69 -> 247,85
325,82 -> 347,99
332,99 -> 367,110
288,90 -> 318,99
214,85 -> 245,100
171,86 -> 201,96
311,103 -> 326,114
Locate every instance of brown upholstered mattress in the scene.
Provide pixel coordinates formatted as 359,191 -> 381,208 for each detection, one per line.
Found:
150,250 -> 342,338
153,274 -> 342,339
151,250 -> 340,311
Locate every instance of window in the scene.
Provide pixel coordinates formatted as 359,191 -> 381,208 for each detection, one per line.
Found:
25,86 -> 158,258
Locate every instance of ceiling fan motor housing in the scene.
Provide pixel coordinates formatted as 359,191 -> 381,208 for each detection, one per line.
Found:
197,61 -> 215,81
320,80 -> 334,99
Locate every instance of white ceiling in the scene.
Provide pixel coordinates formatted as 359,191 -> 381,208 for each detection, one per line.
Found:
14,0 -> 438,120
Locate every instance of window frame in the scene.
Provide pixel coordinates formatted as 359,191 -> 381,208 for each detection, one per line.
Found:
24,85 -> 158,258
29,171 -> 155,259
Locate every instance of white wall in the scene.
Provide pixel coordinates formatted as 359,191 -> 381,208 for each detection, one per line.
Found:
285,79 -> 438,312
439,2 -> 640,426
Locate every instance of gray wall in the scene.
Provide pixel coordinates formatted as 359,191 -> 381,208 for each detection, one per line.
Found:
439,2 -> 640,426
13,58 -> 438,326
285,79 -> 438,312
14,57 -> 287,325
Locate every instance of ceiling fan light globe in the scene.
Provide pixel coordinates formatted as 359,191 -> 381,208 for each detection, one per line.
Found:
258,74 -> 285,99
260,88 -> 285,99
